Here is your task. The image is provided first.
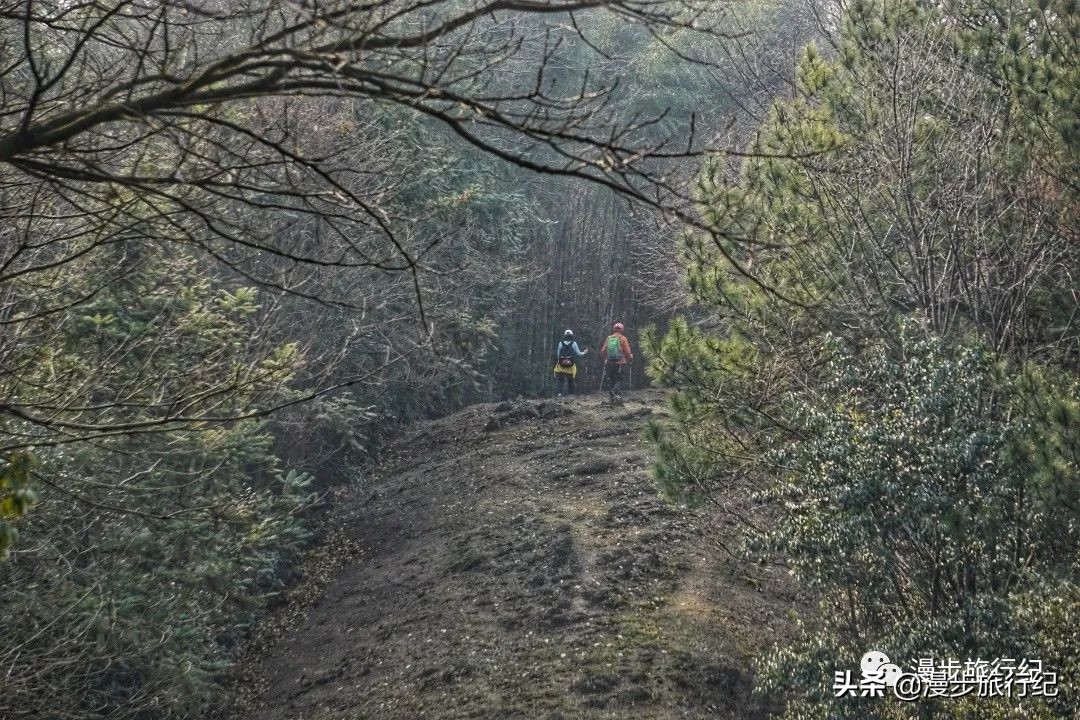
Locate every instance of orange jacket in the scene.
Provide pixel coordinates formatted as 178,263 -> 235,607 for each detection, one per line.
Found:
601,332 -> 633,365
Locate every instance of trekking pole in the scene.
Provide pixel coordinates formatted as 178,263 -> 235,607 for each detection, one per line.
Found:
597,321 -> 607,394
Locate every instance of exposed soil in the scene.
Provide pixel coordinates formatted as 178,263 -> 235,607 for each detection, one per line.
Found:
221,390 -> 800,720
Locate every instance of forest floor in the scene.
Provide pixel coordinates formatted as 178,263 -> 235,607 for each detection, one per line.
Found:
218,389 -> 802,720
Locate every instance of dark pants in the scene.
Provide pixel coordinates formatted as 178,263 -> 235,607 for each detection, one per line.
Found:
602,363 -> 625,395
555,371 -> 576,395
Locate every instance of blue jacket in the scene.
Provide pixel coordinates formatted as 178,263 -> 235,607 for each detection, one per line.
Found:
555,339 -> 585,361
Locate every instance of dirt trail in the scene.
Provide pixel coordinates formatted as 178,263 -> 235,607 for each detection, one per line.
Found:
226,390 -> 798,720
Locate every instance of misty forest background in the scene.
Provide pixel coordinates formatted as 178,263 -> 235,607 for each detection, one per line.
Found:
0,1 -> 1077,719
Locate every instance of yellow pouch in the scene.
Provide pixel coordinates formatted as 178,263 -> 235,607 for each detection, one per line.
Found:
553,363 -> 578,378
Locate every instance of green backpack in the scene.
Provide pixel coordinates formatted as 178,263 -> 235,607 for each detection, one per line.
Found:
606,335 -> 623,361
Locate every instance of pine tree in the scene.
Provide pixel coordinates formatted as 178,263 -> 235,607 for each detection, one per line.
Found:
648,2 -> 1079,716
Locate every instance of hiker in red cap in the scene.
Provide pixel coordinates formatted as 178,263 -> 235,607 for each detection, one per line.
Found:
600,322 -> 633,399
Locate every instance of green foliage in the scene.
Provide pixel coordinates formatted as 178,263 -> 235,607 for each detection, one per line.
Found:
650,0 -> 1080,716
0,452 -> 36,558
0,243 -> 315,719
691,0 -> 1078,356
643,317 -> 773,502
754,326 -> 1077,718
1009,365 -> 1080,528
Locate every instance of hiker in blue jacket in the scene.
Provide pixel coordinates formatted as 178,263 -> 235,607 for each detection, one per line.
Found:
553,329 -> 589,397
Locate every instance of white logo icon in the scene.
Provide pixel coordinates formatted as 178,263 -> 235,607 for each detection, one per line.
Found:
861,650 -> 903,689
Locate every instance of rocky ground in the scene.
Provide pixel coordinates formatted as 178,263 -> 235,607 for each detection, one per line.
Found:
220,390 -> 801,720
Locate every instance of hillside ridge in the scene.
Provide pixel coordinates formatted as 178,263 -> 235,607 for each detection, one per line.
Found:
224,390 -> 797,719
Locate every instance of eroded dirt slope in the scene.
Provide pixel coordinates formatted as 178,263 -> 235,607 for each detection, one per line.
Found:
226,390 -> 798,720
